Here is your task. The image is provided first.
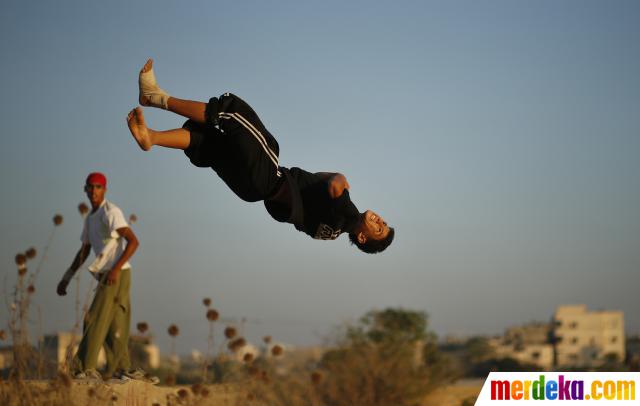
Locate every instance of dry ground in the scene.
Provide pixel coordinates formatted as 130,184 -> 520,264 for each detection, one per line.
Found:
422,379 -> 483,406
3,380 -> 238,405
7,379 -> 482,405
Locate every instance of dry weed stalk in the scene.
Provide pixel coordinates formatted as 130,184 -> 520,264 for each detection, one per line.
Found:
61,204 -> 94,373
0,211 -> 76,405
167,323 -> 180,374
202,305 -> 219,383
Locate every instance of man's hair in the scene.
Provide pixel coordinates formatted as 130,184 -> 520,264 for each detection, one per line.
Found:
349,227 -> 395,254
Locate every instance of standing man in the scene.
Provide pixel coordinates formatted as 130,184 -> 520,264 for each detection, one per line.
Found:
57,172 -> 140,380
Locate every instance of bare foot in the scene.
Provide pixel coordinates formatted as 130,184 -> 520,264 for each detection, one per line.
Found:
138,58 -> 169,109
141,58 -> 153,74
127,107 -> 153,151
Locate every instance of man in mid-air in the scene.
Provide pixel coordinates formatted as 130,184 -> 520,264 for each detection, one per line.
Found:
127,59 -> 394,253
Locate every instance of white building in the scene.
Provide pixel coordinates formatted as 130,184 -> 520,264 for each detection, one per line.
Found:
553,305 -> 625,367
0,346 -> 13,370
41,332 -> 106,370
40,332 -> 160,371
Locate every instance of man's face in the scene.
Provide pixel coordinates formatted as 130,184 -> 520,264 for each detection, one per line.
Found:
358,210 -> 390,241
84,182 -> 106,207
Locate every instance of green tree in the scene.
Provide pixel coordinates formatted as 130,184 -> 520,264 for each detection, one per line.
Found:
464,336 -> 495,364
315,308 -> 453,406
356,308 -> 428,344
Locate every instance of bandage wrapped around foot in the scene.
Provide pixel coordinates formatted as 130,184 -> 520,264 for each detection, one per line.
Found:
139,68 -> 170,109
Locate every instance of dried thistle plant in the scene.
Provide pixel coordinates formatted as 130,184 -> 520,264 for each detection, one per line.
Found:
78,202 -> 89,216
168,324 -> 179,337
243,353 -> 254,363
203,307 -> 219,383
228,337 -> 246,353
11,251 -> 31,376
26,211 -> 65,294
191,383 -> 202,395
137,321 -> 149,334
224,326 -> 237,339
168,324 -> 179,369
15,253 -> 27,267
53,214 -> 63,226
248,365 -> 259,377
25,247 -> 37,259
206,309 -> 219,322
271,345 -> 284,357
177,388 -> 189,400
5,207 -> 66,381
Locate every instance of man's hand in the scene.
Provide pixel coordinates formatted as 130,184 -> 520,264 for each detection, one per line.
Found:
57,279 -> 69,296
105,267 -> 121,285
58,245 -> 89,297
328,173 -> 350,198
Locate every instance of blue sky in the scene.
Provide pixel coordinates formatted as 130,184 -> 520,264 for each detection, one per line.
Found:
1,0 -> 639,354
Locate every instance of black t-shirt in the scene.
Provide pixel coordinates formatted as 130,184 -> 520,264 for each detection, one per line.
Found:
264,167 -> 360,240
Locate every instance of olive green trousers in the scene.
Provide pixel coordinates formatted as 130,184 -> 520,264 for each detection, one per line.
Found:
73,268 -> 131,376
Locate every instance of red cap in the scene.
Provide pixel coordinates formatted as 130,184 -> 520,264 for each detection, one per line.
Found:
86,172 -> 107,187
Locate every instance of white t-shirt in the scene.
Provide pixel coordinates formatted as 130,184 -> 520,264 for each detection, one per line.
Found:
81,199 -> 131,272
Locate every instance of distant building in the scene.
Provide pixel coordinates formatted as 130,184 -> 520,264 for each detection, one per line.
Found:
129,334 -> 161,370
504,322 -> 551,348
626,335 -> 640,371
40,332 -> 160,371
260,344 -> 325,376
442,335 -> 468,347
552,304 -> 625,367
0,346 -> 13,370
283,345 -> 324,363
489,322 -> 555,370
189,349 -> 203,364
40,332 -> 106,370
491,340 -> 555,370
